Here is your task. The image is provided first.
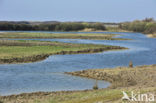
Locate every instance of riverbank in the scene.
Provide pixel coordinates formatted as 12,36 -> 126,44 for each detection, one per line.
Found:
0,65 -> 156,103
79,28 -> 132,33
80,28 -> 156,38
0,40 -> 126,64
147,34 -> 156,38
1,87 -> 155,103
66,64 -> 156,89
0,32 -> 129,40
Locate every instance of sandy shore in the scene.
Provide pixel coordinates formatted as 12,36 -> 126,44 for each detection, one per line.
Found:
147,34 -> 156,38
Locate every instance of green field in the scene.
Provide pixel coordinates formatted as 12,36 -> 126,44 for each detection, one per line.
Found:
0,40 -> 125,64
0,32 -> 128,64
0,32 -> 129,40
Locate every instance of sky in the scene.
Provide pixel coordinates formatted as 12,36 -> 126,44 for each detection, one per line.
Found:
0,0 -> 156,22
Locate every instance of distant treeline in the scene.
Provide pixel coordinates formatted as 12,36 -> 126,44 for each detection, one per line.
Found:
119,18 -> 156,34
0,22 -> 106,31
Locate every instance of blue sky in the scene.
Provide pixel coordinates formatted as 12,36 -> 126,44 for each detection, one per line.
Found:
0,0 -> 156,22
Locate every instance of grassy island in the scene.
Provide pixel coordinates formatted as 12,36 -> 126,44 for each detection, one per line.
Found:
0,32 -> 129,40
0,40 -> 126,64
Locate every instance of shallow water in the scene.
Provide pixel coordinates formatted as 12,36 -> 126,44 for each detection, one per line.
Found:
0,31 -> 156,96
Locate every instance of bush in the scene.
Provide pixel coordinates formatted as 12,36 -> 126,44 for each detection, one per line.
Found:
0,22 -> 106,31
93,80 -> 99,90
129,61 -> 133,68
119,18 -> 156,34
144,22 -> 156,34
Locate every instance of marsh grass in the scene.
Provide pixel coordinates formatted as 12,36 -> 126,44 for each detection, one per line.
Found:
0,40 -> 119,59
0,40 -> 125,63
93,80 -> 98,90
1,87 -> 155,103
0,32 -> 129,40
67,65 -> 156,88
129,61 -> 133,68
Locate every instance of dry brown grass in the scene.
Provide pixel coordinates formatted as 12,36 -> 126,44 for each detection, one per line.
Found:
66,65 -> 156,89
147,34 -> 156,38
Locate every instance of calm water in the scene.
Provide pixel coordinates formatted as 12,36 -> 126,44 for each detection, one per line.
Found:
0,31 -> 156,96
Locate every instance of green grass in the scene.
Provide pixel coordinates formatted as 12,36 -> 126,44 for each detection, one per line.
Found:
1,87 -> 156,103
106,27 -> 131,32
59,89 -> 122,103
0,32 -> 129,40
0,41 -> 113,59
0,40 -> 125,64
0,45 -> 101,59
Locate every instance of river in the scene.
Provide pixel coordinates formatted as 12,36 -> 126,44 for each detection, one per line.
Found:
0,31 -> 156,96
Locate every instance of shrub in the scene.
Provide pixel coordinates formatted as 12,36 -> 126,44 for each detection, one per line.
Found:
119,18 -> 156,34
129,61 -> 133,68
93,80 -> 99,90
0,22 -> 106,31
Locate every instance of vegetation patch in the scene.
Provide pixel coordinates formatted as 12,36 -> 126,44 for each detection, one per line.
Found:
66,65 -> 156,89
147,34 -> 156,38
119,18 -> 156,37
0,32 -> 129,40
0,22 -> 106,31
0,40 -> 126,64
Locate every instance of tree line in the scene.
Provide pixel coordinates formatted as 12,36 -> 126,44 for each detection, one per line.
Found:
119,18 -> 156,34
0,22 -> 106,31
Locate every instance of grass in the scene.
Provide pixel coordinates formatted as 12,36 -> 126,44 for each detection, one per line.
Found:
0,32 -> 129,40
0,89 -> 123,103
0,40 -> 125,64
1,87 -> 155,103
106,27 -> 132,32
67,65 -> 156,89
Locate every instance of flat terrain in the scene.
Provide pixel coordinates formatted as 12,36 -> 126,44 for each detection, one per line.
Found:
0,65 -> 156,103
0,32 -> 129,40
2,32 -> 154,103
0,40 -> 125,64
67,65 -> 156,88
147,34 -> 156,38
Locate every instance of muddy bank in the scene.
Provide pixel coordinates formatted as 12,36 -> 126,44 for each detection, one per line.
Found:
0,89 -> 93,100
0,54 -> 49,64
66,65 -> 156,89
0,36 -> 129,40
0,46 -> 125,64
